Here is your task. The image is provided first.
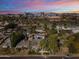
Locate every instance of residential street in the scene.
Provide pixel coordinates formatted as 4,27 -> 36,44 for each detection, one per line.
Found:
0,56 -> 79,59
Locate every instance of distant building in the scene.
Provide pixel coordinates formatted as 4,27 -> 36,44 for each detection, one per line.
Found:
48,16 -> 61,22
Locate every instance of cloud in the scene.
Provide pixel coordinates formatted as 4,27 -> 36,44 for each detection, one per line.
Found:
0,0 -> 79,13
21,0 -> 79,11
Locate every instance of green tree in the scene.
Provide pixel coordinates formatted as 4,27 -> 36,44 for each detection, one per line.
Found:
39,34 -> 58,54
10,31 -> 25,47
4,22 -> 17,30
67,33 -> 79,54
40,39 -> 47,50
68,43 -> 77,54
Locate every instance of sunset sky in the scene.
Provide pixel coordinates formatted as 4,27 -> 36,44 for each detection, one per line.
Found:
0,0 -> 79,14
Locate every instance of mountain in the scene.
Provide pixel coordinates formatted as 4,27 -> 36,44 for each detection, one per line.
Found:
0,11 -> 23,14
0,10 -> 79,14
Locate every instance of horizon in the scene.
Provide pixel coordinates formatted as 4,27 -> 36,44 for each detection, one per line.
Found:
0,0 -> 79,14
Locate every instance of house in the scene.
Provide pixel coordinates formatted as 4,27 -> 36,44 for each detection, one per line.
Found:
34,28 -> 45,40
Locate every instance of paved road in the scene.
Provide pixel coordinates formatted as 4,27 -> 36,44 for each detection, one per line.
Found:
0,56 -> 79,59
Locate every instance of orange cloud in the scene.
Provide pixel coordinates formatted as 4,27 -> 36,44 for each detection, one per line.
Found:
47,0 -> 79,7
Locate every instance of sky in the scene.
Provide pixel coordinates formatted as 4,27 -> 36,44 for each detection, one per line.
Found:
0,0 -> 79,14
